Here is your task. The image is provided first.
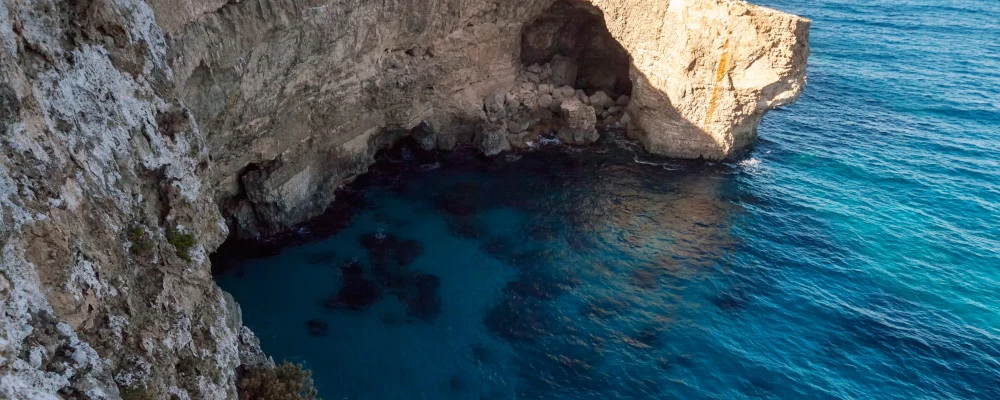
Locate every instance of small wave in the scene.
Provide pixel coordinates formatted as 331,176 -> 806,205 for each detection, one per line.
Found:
632,155 -> 661,166
538,137 -> 561,146
418,162 -> 440,171
504,153 -> 522,162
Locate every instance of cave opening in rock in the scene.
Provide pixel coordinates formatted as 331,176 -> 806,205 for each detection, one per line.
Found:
519,0 -> 633,98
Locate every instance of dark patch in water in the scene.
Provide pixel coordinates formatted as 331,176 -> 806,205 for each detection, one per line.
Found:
624,326 -> 663,349
470,344 -> 495,365
401,273 -> 442,321
326,260 -> 380,311
394,239 -> 424,265
711,285 -> 751,312
360,233 -> 424,289
485,297 -> 553,342
447,217 -> 485,239
436,181 -> 482,216
504,268 -> 572,301
629,268 -> 659,290
582,297 -> 629,320
526,224 -> 559,242
481,237 -> 518,262
306,319 -> 330,336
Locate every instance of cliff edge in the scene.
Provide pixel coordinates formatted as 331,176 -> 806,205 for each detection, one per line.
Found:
0,0 -> 807,398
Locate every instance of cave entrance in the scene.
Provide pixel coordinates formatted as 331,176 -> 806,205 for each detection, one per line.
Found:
520,0 -> 633,98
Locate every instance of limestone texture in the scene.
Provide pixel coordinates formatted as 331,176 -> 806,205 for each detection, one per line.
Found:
0,0 -> 807,398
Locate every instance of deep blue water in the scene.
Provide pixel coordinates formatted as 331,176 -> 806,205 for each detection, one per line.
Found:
215,0 -> 1000,398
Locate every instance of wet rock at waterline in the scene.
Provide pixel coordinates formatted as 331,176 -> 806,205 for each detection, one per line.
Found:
557,99 -> 600,145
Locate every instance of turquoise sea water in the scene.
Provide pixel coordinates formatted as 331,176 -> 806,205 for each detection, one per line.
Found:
215,0 -> 1000,398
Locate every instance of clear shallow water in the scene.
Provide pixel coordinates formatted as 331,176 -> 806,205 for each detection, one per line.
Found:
215,1 -> 1000,398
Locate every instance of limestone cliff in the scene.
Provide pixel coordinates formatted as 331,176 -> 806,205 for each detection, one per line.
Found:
0,0 -> 807,398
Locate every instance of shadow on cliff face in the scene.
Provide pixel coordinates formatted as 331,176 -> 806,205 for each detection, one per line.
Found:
517,0 -> 730,158
520,0 -> 632,98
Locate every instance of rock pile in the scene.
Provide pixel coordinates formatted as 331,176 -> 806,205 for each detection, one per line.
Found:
475,62 -> 632,155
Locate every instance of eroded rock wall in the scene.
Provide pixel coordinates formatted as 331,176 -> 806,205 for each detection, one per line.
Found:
0,1 -> 261,398
156,0 -> 808,238
0,0 -> 807,398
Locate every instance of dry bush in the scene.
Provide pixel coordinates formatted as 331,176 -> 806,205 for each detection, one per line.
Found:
236,362 -> 319,400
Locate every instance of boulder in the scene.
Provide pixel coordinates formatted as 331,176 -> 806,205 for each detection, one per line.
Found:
537,93 -> 554,109
550,55 -> 579,87
615,95 -> 631,106
476,120 -> 512,156
436,131 -> 457,151
486,91 -> 506,114
538,83 -> 554,94
555,86 -> 576,100
557,99 -> 599,145
508,130 -> 541,149
620,112 -> 633,129
505,93 -> 520,110
588,91 -> 615,110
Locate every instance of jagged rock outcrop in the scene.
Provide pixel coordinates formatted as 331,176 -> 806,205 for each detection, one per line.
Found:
0,0 -> 807,398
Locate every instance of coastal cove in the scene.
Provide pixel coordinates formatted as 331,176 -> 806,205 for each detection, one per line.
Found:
1,0 -> 998,398
215,0 -> 1000,398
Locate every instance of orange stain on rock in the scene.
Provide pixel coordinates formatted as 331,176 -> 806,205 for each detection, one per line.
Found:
705,37 -> 731,124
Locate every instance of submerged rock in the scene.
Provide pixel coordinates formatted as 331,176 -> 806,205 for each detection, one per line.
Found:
436,181 -> 482,216
306,319 -> 330,336
327,261 -> 380,310
402,274 -> 443,320
394,239 -> 424,265
485,297 -> 553,342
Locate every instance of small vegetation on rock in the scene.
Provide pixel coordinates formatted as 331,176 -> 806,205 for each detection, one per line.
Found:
165,227 -> 196,261
119,387 -> 156,400
236,362 -> 320,400
128,225 -> 154,255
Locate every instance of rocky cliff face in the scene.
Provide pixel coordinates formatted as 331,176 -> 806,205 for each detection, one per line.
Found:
0,0 -> 807,398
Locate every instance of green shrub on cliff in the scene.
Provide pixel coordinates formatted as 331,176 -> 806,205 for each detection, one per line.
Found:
127,225 -> 154,255
119,387 -> 156,400
236,362 -> 319,400
165,227 -> 196,261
